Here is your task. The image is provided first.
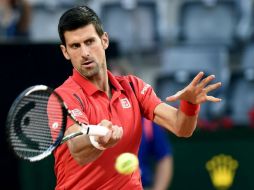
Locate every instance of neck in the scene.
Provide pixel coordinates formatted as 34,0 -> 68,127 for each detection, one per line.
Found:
90,70 -> 111,98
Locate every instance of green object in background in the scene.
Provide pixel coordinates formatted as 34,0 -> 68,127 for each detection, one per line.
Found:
19,155 -> 55,190
168,128 -> 254,190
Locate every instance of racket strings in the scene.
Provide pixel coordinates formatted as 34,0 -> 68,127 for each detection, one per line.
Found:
8,90 -> 66,160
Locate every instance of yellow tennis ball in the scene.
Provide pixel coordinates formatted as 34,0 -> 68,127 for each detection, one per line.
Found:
115,152 -> 139,175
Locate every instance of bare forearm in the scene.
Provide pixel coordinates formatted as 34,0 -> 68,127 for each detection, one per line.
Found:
65,120 -> 123,165
67,134 -> 103,165
175,109 -> 198,137
66,124 -> 103,165
154,103 -> 198,137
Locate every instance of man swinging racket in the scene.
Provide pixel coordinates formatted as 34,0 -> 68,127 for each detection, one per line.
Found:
53,5 -> 222,190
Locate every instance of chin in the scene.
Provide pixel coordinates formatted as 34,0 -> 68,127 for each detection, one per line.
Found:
83,69 -> 99,78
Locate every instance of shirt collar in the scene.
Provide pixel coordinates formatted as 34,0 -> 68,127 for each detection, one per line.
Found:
71,69 -> 123,95
108,70 -> 124,91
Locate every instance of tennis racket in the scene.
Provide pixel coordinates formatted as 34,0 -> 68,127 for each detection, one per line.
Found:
6,85 -> 109,162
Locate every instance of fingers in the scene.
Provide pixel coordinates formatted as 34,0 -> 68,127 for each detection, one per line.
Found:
97,130 -> 112,144
166,72 -> 222,105
99,120 -> 123,139
166,72 -> 205,102
97,120 -> 123,146
166,95 -> 177,102
97,120 -> 113,144
99,119 -> 113,130
206,95 -> 222,102
193,74 -> 222,103
111,125 -> 123,140
190,71 -> 204,86
197,74 -> 216,89
204,82 -> 222,93
166,90 -> 182,102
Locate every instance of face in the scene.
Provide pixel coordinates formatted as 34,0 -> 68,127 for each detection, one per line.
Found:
60,24 -> 109,79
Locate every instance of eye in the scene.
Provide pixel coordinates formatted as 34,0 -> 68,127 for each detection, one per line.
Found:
71,43 -> 80,49
85,39 -> 94,46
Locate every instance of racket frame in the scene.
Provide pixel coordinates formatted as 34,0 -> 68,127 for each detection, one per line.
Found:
6,85 -> 108,162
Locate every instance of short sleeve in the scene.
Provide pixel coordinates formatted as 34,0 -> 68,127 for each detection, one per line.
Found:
127,75 -> 162,120
55,88 -> 89,128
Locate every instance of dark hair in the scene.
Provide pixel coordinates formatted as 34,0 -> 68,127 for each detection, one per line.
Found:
58,6 -> 104,45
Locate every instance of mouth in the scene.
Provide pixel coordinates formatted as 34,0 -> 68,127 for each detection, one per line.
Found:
82,60 -> 94,67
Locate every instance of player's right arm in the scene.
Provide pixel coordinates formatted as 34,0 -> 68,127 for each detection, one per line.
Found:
65,120 -> 123,165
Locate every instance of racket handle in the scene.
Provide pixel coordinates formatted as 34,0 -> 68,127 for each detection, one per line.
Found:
81,124 -> 109,137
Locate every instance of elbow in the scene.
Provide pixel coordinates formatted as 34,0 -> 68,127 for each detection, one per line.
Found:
174,122 -> 197,138
174,128 -> 194,138
175,131 -> 193,138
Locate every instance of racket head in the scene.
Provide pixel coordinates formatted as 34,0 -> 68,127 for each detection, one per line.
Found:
6,85 -> 67,162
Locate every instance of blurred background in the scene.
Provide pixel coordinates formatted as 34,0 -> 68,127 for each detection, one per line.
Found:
1,0 -> 254,189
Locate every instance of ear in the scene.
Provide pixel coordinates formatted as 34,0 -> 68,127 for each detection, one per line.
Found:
101,32 -> 109,50
60,45 -> 71,60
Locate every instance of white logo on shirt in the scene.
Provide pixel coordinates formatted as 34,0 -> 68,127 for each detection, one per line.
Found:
120,98 -> 131,108
141,84 -> 151,95
71,109 -> 83,117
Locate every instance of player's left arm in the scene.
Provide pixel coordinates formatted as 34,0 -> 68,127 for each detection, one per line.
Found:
153,72 -> 222,137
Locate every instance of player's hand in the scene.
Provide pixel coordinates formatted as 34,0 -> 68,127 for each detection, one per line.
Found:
96,120 -> 123,148
165,72 -> 222,104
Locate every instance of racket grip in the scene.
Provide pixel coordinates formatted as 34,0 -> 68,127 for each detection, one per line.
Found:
81,124 -> 109,136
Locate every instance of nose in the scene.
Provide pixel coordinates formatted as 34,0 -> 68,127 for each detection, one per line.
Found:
80,44 -> 90,57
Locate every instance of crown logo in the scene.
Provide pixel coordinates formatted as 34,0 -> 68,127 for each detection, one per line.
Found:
206,154 -> 238,190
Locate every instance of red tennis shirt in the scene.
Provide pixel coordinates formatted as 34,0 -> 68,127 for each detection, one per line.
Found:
53,69 -> 162,190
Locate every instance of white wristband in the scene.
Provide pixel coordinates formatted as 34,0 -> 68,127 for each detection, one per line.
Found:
89,135 -> 106,150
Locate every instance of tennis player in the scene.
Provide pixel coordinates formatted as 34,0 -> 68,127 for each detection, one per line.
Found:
54,5 -> 222,190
